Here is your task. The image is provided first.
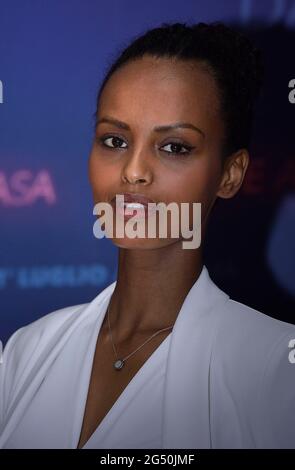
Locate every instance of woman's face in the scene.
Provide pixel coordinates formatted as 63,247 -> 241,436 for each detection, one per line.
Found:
89,55 -> 245,250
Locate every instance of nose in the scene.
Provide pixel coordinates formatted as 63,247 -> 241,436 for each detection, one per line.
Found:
121,149 -> 153,185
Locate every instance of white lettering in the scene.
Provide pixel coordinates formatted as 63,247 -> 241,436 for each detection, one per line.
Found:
288,79 -> 295,104
288,338 -> 295,364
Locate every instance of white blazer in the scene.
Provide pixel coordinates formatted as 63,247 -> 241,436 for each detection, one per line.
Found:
1,265 -> 295,449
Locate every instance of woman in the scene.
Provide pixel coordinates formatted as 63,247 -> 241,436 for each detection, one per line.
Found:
1,21 -> 295,449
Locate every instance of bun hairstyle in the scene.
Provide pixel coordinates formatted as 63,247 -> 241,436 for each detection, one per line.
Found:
95,22 -> 264,161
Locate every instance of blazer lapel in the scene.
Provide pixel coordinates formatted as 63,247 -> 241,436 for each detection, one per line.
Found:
162,265 -> 229,449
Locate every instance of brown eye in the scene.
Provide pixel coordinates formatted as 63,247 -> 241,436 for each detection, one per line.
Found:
100,135 -> 128,149
161,142 -> 194,156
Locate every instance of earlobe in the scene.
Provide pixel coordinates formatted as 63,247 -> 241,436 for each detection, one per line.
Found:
216,149 -> 249,199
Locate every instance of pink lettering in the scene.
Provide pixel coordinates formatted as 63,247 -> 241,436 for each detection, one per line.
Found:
0,170 -> 57,207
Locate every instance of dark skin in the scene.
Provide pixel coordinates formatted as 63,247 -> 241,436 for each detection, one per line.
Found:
77,55 -> 249,448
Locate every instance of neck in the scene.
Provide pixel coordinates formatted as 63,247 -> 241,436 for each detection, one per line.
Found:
105,240 -> 203,343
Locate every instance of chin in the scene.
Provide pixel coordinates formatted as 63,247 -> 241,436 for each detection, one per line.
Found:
109,236 -> 181,250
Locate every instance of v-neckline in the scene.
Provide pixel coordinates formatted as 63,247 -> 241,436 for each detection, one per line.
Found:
72,292 -> 172,449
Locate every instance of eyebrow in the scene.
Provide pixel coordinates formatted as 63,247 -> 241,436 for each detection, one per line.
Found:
96,116 -> 205,138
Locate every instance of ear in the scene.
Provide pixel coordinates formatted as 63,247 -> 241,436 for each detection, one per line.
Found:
216,148 -> 249,199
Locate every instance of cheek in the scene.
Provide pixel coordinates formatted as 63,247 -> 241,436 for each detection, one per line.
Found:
165,159 -> 220,205
88,151 -> 117,200
165,158 -> 221,232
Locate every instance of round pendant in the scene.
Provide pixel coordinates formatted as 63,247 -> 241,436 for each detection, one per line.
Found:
114,359 -> 125,370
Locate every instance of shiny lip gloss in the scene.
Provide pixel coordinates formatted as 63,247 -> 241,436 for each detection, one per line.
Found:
111,199 -> 157,220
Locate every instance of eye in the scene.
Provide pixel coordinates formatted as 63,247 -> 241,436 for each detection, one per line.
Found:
97,135 -> 194,156
160,142 -> 194,156
99,135 -> 128,149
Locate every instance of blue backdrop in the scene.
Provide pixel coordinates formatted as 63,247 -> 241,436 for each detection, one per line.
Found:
1,0 -> 295,345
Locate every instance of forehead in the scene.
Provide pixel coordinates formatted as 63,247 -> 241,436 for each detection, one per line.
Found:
98,56 -> 221,130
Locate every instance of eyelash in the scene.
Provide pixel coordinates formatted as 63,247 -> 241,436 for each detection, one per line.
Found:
97,135 -> 195,157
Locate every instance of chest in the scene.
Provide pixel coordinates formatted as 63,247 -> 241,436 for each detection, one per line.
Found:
76,330 -> 170,449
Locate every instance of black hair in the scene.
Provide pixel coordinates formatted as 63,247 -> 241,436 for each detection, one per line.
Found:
94,21 -> 264,160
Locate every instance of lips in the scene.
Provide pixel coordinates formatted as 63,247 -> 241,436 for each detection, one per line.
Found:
111,193 -> 156,207
110,192 -> 157,219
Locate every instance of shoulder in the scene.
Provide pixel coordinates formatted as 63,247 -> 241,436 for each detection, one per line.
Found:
203,266 -> 295,346
217,297 -> 295,349
213,297 -> 295,376
2,302 -> 88,363
2,279 -> 116,361
0,302 -> 85,426
212,297 -> 295,446
0,281 -> 116,426
0,304 -> 87,400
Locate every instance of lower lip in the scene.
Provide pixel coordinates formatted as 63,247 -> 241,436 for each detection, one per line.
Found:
111,201 -> 156,220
